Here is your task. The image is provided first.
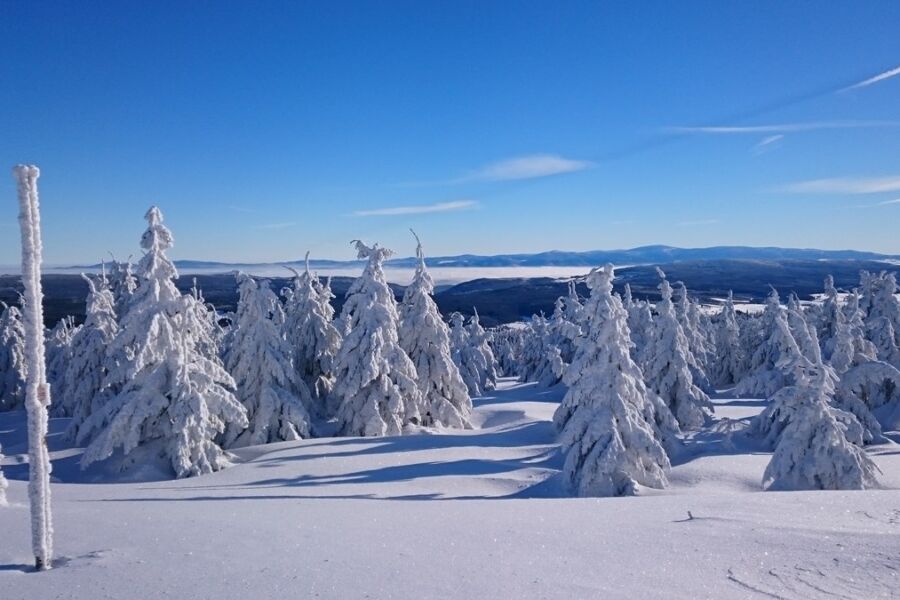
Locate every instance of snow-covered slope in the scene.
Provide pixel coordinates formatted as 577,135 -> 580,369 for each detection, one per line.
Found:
2,379 -> 899,599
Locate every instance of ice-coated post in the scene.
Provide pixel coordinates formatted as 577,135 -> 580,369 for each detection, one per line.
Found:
13,164 -> 54,571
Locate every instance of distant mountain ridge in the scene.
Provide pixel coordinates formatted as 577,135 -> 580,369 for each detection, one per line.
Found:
76,244 -> 900,271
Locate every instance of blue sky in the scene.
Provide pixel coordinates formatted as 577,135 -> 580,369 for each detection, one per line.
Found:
0,1 -> 898,265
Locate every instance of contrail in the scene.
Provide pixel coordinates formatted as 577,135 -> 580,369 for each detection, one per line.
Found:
840,65 -> 900,92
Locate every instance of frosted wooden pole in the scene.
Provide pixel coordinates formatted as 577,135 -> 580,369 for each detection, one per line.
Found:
13,164 -> 54,571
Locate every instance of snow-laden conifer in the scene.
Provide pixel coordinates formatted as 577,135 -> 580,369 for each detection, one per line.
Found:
490,326 -> 524,377
45,316 -> 77,407
642,272 -> 712,429
449,312 -> 488,395
467,309 -> 498,392
735,289 -> 808,398
623,284 -> 653,364
829,291 -> 878,375
223,273 -> 312,447
107,256 -> 137,319
787,294 -> 820,363
61,274 -> 119,433
674,282 -> 715,389
758,346 -> 878,491
398,232 -> 471,428
553,264 -> 676,497
80,207 -> 247,478
860,271 -> 900,366
710,291 -> 744,386
284,254 -> 342,409
0,302 -> 27,411
331,241 -> 422,436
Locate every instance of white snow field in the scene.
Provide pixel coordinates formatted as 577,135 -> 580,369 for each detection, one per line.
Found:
2,378 -> 899,599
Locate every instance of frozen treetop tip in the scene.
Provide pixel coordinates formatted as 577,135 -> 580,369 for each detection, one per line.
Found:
352,239 -> 394,263
586,263 -> 614,291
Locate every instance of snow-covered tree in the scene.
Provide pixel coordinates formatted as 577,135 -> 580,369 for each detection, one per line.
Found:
449,312 -> 489,395
623,284 -> 654,364
331,241 -> 422,436
816,275 -> 841,357
860,271 -> 900,366
45,316 -> 77,406
80,207 -> 247,478
835,360 -> 900,441
284,254 -> 342,410
735,289 -> 808,398
516,313 -> 565,387
642,273 -> 712,429
710,291 -> 744,386
61,274 -> 119,431
829,291 -> 878,375
553,264 -> 677,497
467,309 -> 498,392
674,282 -> 715,390
223,273 -> 312,447
0,302 -> 26,411
107,257 -> 137,319
490,326 -> 524,377
398,232 -> 471,428
757,355 -> 877,491
786,294 -> 819,363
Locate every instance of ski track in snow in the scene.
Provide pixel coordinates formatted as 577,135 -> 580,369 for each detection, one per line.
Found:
1,378 -> 899,599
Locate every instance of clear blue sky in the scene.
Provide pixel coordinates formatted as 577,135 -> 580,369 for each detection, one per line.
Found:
1,1 -> 898,265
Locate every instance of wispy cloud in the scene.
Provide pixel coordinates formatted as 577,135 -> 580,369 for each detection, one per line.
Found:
752,134 -> 784,155
664,120 -> 900,135
468,154 -> 593,182
353,200 -> 478,217
396,154 -> 593,187
677,219 -> 719,227
840,65 -> 900,92
254,222 -> 296,229
777,176 -> 900,195
876,198 -> 900,206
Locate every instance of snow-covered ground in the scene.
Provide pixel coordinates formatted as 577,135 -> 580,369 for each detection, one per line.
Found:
2,378 -> 899,599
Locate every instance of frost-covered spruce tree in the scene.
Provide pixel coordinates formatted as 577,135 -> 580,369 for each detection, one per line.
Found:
829,293 -> 878,375
80,207 -> 247,478
45,316 -> 77,411
107,257 -> 137,319
623,284 -> 651,361
490,326 -> 523,377
184,278 -> 223,363
787,293 -> 819,363
710,291 -> 744,386
816,275 -> 841,358
284,254 -> 342,409
223,273 -> 312,447
59,274 -> 119,428
759,355 -> 877,491
674,282 -> 715,385
467,309 -> 498,392
643,273 -> 712,429
554,264 -> 676,497
735,289 -> 808,398
0,303 -> 27,411
449,312 -> 488,395
861,272 -> 900,366
331,241 -> 422,436
398,233 -> 471,428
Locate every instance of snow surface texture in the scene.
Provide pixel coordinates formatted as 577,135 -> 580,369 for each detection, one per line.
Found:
2,380 -> 900,599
